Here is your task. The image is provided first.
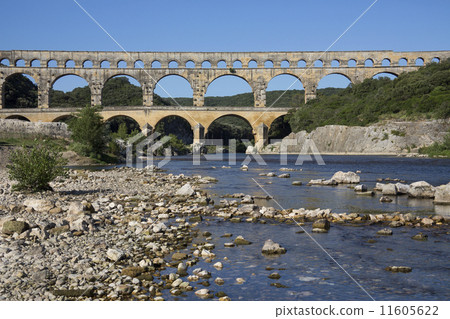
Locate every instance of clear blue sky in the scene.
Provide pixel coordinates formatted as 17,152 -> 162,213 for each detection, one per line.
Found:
1,0 -> 449,96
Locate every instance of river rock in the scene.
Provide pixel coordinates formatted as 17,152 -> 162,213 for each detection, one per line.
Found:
48,224 -> 70,236
2,220 -> 29,235
70,217 -> 89,232
354,184 -> 367,192
241,195 -> 254,204
421,218 -> 434,226
434,183 -> 450,204
213,262 -> 223,270
374,183 -> 385,191
234,235 -> 252,245
278,173 -> 290,178
382,184 -> 398,195
266,172 -> 277,177
261,239 -> 286,255
408,181 -> 435,198
312,219 -> 330,232
380,196 -> 393,202
122,266 -> 145,278
292,181 -> 302,186
23,198 -> 54,213
177,262 -> 188,275
238,204 -> 257,214
377,228 -> 393,235
176,183 -> 195,196
307,179 -> 337,186
331,171 -> 360,184
152,222 -> 167,233
395,183 -> 410,194
106,248 -> 125,262
411,232 -> 428,241
214,277 -> 225,285
171,278 -> 183,288
172,252 -> 188,260
195,288 -> 211,298
268,272 -> 281,279
240,165 -> 248,171
67,201 -> 95,216
385,266 -> 412,273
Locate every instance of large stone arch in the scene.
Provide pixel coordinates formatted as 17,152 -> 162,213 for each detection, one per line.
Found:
320,71 -> 355,84
5,115 -> 30,121
205,73 -> 254,95
267,114 -> 292,141
154,115 -> 194,144
101,74 -> 143,106
205,113 -> 255,136
50,72 -> 90,87
265,71 -> 304,90
153,73 -> 193,93
2,72 -> 39,108
370,69 -> 400,78
52,114 -> 74,123
103,73 -> 142,87
102,113 -> 147,129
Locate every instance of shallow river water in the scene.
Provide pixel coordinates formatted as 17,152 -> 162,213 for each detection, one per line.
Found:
149,154 -> 450,301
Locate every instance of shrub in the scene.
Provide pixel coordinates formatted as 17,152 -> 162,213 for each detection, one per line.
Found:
7,141 -> 67,192
391,129 -> 406,137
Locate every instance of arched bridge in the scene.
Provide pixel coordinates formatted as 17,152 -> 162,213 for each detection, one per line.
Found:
1,49 -> 448,146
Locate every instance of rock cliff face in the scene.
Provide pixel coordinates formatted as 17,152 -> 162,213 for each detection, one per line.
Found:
262,120 -> 449,155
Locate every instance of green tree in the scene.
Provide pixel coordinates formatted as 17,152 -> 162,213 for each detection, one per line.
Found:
3,74 -> 38,108
7,141 -> 67,192
68,105 -> 109,158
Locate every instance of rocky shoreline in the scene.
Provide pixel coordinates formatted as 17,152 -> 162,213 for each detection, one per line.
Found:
0,165 -> 449,301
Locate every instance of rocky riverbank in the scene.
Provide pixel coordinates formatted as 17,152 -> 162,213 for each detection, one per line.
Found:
0,166 -> 449,301
260,119 -> 449,155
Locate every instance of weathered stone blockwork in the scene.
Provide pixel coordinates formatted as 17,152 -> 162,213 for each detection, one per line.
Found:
0,49 -> 448,146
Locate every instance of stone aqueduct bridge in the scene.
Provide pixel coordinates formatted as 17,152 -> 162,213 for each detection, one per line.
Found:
0,49 -> 449,146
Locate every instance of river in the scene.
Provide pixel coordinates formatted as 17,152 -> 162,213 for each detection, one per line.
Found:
147,154 -> 450,301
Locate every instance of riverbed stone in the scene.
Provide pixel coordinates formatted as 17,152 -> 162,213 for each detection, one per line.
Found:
377,228 -> 393,235
395,183 -> 410,194
421,218 -> 434,226
292,181 -> 302,186
172,252 -> 188,260
278,173 -> 290,178
175,183 -> 195,197
215,277 -> 225,285
434,183 -> 450,205
380,196 -> 393,202
385,266 -> 412,273
268,272 -> 281,279
331,171 -> 360,184
2,220 -> 29,235
411,232 -> 428,241
195,288 -> 211,298
23,198 -> 54,213
261,239 -> 286,255
408,181 -> 435,198
312,219 -> 330,232
122,266 -> 145,278
68,201 -> 95,216
234,235 -> 252,245
382,184 -> 398,195
354,184 -> 367,192
106,248 -> 125,262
